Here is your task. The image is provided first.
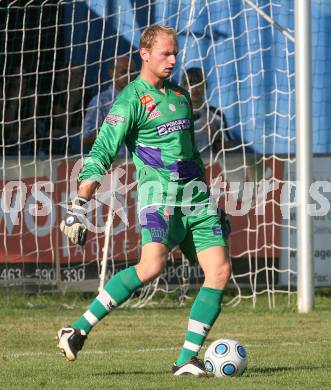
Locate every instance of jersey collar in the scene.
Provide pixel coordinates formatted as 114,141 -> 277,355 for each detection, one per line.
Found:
137,75 -> 170,96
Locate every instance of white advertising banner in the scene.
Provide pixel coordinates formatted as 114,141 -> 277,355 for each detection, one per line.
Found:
280,156 -> 331,286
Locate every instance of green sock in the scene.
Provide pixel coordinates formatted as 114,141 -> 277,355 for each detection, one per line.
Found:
176,287 -> 224,366
72,266 -> 143,334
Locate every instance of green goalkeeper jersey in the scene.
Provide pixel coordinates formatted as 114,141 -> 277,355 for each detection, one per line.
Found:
79,76 -> 209,207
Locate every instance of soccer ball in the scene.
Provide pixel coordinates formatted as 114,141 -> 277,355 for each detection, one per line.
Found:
204,338 -> 248,378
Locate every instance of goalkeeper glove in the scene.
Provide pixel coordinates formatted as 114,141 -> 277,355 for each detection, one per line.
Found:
60,196 -> 88,245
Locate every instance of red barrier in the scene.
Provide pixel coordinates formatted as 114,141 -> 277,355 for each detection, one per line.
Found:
0,158 -> 281,264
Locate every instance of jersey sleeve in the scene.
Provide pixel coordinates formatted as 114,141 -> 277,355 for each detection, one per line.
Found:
183,88 -> 201,158
190,121 -> 205,175
185,89 -> 205,177
79,95 -> 136,182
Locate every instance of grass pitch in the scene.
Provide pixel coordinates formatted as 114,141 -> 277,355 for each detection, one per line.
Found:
0,292 -> 330,390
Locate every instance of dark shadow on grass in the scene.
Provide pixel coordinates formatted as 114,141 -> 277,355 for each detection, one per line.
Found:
248,365 -> 324,375
92,365 -> 326,378
92,370 -> 170,376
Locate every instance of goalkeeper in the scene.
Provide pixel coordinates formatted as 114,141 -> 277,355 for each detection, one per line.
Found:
58,25 -> 231,377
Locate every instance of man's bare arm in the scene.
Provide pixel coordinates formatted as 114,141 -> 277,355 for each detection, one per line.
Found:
77,179 -> 99,200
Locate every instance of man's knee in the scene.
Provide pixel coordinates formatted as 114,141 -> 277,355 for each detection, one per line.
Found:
135,243 -> 168,284
199,246 -> 232,289
136,260 -> 166,284
219,257 -> 232,282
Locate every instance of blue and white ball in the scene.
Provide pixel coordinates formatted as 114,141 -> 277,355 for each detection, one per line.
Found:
204,339 -> 248,378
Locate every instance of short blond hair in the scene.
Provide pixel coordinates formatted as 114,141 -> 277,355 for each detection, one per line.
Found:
140,25 -> 177,49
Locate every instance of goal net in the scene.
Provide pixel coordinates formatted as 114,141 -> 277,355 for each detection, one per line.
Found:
0,0 -> 329,306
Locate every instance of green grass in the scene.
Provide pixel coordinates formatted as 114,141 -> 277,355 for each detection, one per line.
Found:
0,292 -> 330,389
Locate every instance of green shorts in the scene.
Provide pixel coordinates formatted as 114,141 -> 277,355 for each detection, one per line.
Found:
140,204 -> 229,263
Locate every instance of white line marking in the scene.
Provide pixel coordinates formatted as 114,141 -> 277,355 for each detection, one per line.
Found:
3,339 -> 331,359
6,347 -> 178,359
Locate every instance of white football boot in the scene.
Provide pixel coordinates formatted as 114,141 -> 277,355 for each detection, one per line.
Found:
57,326 -> 87,361
172,357 -> 213,377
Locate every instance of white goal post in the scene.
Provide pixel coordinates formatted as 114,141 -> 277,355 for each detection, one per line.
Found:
294,0 -> 314,313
